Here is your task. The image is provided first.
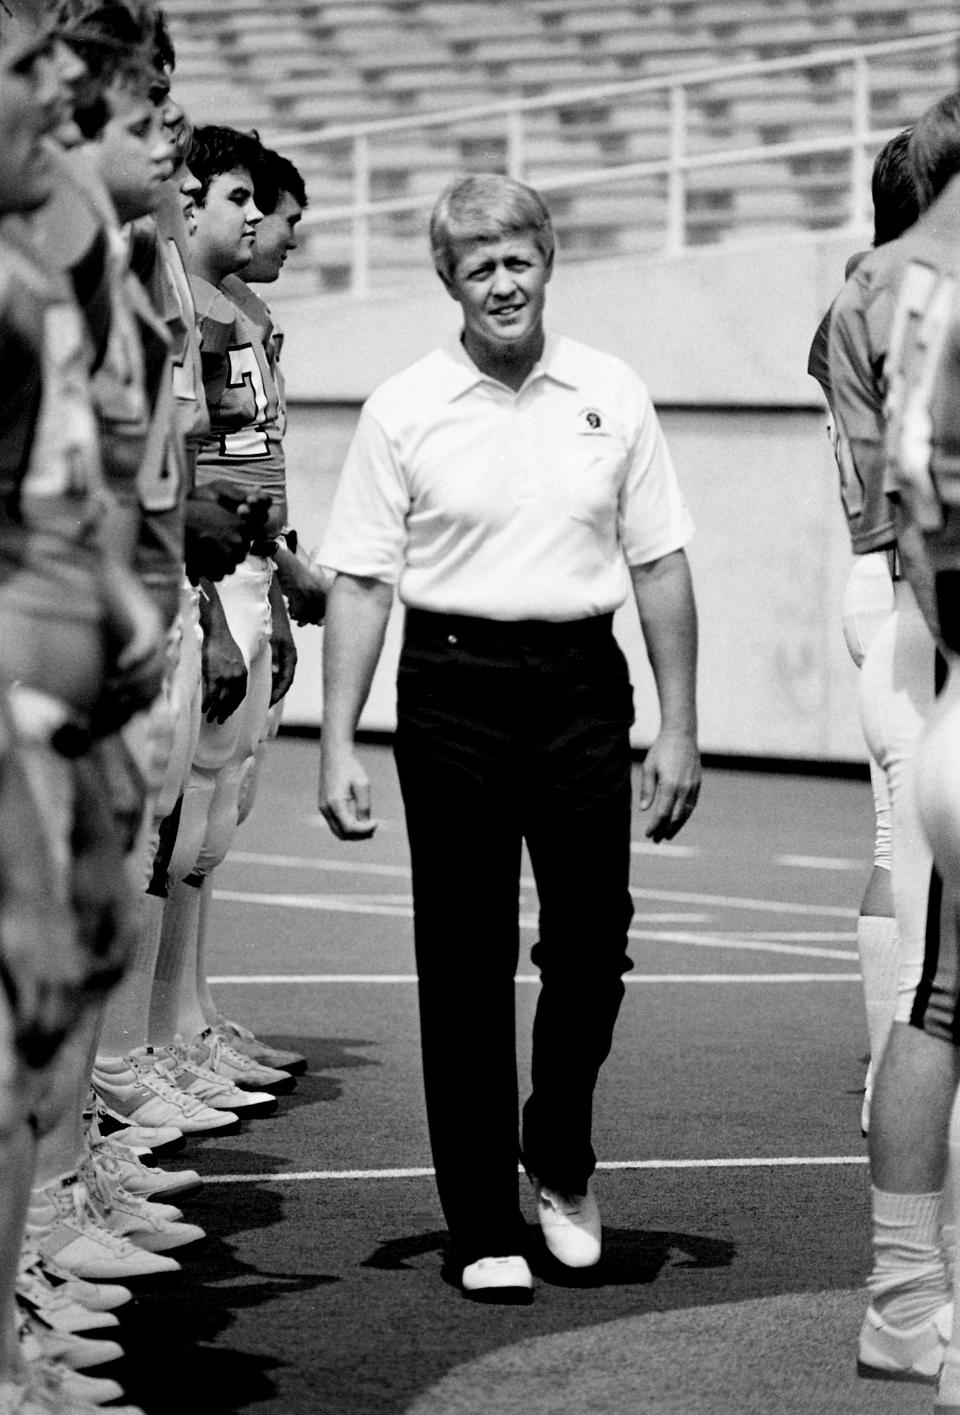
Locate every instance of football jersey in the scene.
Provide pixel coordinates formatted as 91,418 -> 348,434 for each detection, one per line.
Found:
25,149 -> 185,627
883,172 -> 960,552
826,242 -> 913,555
191,272 -> 287,536
143,183 -> 210,478
221,274 -> 287,445
0,223 -> 104,647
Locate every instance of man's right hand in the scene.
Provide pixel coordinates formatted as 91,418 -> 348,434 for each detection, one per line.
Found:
319,745 -> 377,840
93,559 -> 166,737
201,616 -> 247,724
185,485 -> 274,583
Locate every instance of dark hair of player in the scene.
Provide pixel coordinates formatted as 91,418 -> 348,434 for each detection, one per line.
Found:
871,127 -> 920,247
51,1 -> 158,137
187,123 -> 265,203
251,143 -> 308,216
909,88 -> 960,210
54,0 -> 176,69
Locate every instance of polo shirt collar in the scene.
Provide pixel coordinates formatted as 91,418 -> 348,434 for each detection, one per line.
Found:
439,332 -> 581,401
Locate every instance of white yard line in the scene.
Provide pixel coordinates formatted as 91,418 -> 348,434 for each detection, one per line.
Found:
776,854 -> 864,870
202,1154 -> 869,1185
223,853 -> 858,918
208,971 -> 861,984
212,890 -> 858,960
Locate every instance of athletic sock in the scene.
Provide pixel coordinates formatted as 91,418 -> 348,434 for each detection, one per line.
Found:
868,1188 -> 949,1329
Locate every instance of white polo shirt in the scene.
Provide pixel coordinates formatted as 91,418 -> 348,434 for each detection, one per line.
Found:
319,333 -> 693,622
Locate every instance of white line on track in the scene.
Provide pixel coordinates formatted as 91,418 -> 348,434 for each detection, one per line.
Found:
210,905 -> 855,962
213,889 -> 858,945
222,855 -> 859,919
776,854 -> 864,871
202,1155 -> 869,1185
208,972 -> 861,984
630,841 -> 698,857
212,892 -> 858,959
624,930 -> 857,959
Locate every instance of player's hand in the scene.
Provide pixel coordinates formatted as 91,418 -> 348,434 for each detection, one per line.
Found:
93,560 -> 166,735
198,480 -> 273,527
319,746 -> 377,840
270,608 -> 298,706
637,728 -> 701,842
273,546 -> 329,626
201,622 -> 247,724
184,496 -> 251,583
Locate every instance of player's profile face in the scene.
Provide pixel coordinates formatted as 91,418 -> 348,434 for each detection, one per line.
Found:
446,231 -> 552,369
180,165 -> 202,234
0,38 -> 60,213
191,168 -> 263,280
244,189 -> 302,283
94,80 -> 175,223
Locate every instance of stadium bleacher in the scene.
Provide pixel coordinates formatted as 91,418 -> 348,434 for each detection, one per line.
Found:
163,0 -> 960,293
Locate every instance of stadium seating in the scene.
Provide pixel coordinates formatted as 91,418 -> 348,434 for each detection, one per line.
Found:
164,0 -> 960,292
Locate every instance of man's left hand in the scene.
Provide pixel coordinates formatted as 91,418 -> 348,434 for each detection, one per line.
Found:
269,593 -> 298,706
637,728 -> 701,841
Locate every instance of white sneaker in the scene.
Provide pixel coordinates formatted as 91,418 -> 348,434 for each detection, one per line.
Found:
533,1179 -> 602,1268
23,1357 -> 126,1409
181,1027 -> 293,1094
461,1255 -> 534,1303
857,1302 -> 952,1383
153,1040 -> 279,1115
213,1014 -> 306,1074
86,1093 -> 184,1156
16,1260 -> 120,1335
25,1175 -> 181,1280
19,1252 -> 132,1314
0,1367 -> 142,1414
79,1152 -> 204,1254
93,1053 -> 239,1134
89,1135 -> 202,1203
17,1305 -> 123,1369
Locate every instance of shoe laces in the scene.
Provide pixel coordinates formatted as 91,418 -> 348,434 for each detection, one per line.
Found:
91,1134 -> 145,1173
50,1180 -> 133,1256
126,1056 -> 215,1117
195,1027 -> 260,1076
215,1014 -> 255,1044
162,1040 -> 242,1100
77,1153 -> 124,1220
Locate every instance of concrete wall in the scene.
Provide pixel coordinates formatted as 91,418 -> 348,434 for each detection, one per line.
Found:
274,226 -> 871,762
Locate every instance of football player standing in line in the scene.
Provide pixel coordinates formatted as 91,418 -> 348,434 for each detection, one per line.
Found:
828,91 -> 960,1385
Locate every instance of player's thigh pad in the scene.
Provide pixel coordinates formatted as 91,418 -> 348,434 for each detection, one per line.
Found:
842,552 -> 896,669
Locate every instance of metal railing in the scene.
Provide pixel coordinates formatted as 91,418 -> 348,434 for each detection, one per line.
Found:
271,29 -> 959,297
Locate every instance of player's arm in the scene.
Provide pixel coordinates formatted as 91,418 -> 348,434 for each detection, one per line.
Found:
318,573 -> 393,841
272,540 -> 329,626
629,549 -> 701,842
198,580 -> 247,724
891,499 -> 941,640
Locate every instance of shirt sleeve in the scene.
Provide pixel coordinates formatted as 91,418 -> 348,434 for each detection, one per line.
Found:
827,275 -> 889,501
317,403 -> 411,584
618,374 -> 694,566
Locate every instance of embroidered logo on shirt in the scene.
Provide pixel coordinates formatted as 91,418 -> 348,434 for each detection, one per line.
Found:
576,407 -> 609,436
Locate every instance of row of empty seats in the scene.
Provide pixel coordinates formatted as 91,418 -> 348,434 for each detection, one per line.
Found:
162,0 -> 960,293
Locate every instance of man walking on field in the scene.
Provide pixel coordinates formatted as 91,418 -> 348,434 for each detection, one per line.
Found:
318,173 -> 700,1303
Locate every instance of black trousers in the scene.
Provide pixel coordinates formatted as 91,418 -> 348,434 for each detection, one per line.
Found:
393,609 -> 636,1264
